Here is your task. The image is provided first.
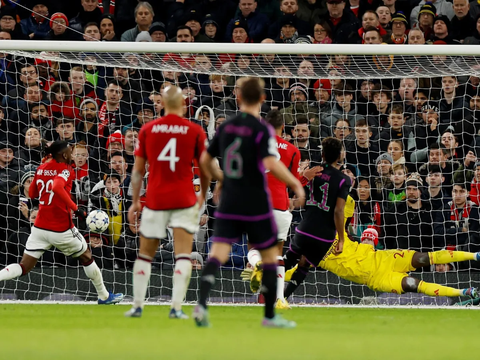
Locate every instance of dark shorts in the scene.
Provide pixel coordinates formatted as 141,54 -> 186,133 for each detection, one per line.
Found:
289,229 -> 337,267
213,212 -> 277,250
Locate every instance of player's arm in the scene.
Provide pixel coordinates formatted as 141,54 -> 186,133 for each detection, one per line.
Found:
52,176 -> 77,211
264,156 -> 305,206
199,151 -> 223,182
334,197 -> 346,254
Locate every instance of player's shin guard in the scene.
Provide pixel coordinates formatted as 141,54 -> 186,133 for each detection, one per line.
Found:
284,266 -> 309,300
247,249 -> 261,268
417,280 -> 462,297
0,263 -> 23,281
276,256 -> 285,300
429,250 -> 476,265
198,257 -> 221,308
171,254 -> 192,311
132,255 -> 153,309
262,263 -> 277,319
82,259 -> 109,300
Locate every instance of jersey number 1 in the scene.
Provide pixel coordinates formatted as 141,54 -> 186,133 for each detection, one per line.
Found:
157,138 -> 180,172
37,179 -> 54,206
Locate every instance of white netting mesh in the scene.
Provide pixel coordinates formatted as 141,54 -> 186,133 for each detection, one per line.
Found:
0,42 -> 479,305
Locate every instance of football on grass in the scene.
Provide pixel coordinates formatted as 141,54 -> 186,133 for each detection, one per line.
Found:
86,210 -> 109,233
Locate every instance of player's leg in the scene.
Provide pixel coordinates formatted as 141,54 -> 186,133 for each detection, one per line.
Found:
0,253 -> 38,281
273,209 -> 293,308
401,275 -> 479,298
0,226 -> 49,281
126,207 -> 168,317
170,227 -> 194,319
194,241 -> 233,327
284,256 -> 310,300
411,250 -> 480,269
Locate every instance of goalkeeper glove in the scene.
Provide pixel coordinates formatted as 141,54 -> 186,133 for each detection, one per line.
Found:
240,268 -> 253,281
74,205 -> 88,221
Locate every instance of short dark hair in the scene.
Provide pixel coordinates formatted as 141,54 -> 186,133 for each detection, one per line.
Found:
266,109 -> 283,130
390,104 -> 404,115
295,117 -> 309,128
322,137 -> 343,164
335,118 -> 350,128
238,77 -> 265,106
364,26 -> 381,37
429,142 -> 449,156
372,83 -> 392,100
454,181 -> 471,191
110,151 -> 126,160
56,117 -> 75,126
84,22 -> 99,32
107,80 -> 122,88
177,25 -> 193,36
334,83 -> 354,97
355,118 -> 369,128
427,164 -> 442,174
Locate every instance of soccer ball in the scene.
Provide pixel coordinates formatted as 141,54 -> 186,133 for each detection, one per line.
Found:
86,210 -> 110,233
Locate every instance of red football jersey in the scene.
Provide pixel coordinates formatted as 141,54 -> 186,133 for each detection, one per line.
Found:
135,114 -> 207,211
267,135 -> 301,211
31,160 -> 74,232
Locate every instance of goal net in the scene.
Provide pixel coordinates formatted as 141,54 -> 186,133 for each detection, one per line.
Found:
1,41 -> 479,305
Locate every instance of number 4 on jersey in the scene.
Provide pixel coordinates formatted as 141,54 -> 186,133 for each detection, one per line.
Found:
157,138 -> 180,172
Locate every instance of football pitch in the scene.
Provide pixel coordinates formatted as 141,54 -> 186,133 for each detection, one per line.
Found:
1,304 -> 479,360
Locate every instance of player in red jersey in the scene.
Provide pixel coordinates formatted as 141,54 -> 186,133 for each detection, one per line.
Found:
245,110 -> 323,309
125,85 -> 209,319
0,141 -> 124,304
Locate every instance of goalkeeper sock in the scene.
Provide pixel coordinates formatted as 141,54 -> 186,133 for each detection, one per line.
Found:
171,254 -> 192,311
417,280 -> 462,297
429,250 -> 475,265
198,257 -> 221,308
262,263 -> 277,319
82,260 -> 109,300
247,249 -> 261,268
0,263 -> 23,281
284,266 -> 309,300
132,255 -> 152,309
276,256 -> 285,300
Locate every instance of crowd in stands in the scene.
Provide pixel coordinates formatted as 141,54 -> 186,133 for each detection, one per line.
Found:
1,0 -> 480,272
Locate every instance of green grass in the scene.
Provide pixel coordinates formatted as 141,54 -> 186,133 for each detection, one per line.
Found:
0,305 -> 479,360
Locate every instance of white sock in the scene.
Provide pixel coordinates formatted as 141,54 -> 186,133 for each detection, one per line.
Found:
171,254 -> 192,311
132,256 -> 152,309
83,261 -> 109,300
247,249 -> 261,268
0,263 -> 23,281
276,256 -> 285,300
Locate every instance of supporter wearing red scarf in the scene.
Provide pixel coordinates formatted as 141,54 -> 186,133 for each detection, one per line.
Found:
98,81 -> 123,137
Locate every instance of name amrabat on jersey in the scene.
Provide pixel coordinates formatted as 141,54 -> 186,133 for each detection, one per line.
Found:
151,124 -> 189,134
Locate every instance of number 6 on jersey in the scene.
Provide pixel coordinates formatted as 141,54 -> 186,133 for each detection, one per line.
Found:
157,138 -> 180,172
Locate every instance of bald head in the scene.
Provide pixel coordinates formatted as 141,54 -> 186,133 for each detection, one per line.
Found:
163,85 -> 184,111
261,38 -> 275,44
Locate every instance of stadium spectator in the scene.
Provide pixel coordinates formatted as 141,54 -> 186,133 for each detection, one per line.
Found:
124,99 -> 155,132
20,1 -> 50,40
411,0 -> 454,26
345,119 -> 379,177
409,102 -> 440,163
374,152 -> 394,200
438,76 -> 468,133
470,162 -> 480,205
324,84 -> 364,130
99,14 -> 117,41
388,140 -> 407,170
435,182 -> 480,251
395,77 -> 417,117
384,172 -> 437,251
312,20 -> 332,44
200,75 -> 228,110
274,14 -> 300,43
408,28 -> 426,44
412,2 -> 436,40
450,0 -> 475,42
0,6 -> 27,40
49,81 -> 79,120
83,22 -> 101,41
181,9 -> 212,43
376,6 -> 392,30
123,128 -> 137,171
418,143 -> 460,193
148,22 -> 166,43
113,66 -> 142,114
70,0 -> 103,39
356,79 -> 377,117
202,14 -> 220,42
378,104 -> 412,153
431,15 -> 458,43
17,127 -> 43,166
121,2 -> 154,42
464,14 -> 480,43
363,26 -> 383,44
98,81 -> 132,137
225,0 -> 269,43
68,67 -> 96,107
162,26 -> 196,69
441,130 -> 462,161
280,82 -> 319,138
46,12 -> 75,41
6,62 -> 41,101
359,11 -> 387,43
116,215 -> 141,269
0,141 -> 21,199
322,0 -> 361,44
77,98 -> 101,148
388,12 -> 409,44
351,177 -> 382,245
54,117 -> 77,143
424,164 -> 449,210
332,119 -> 351,141
109,151 -> 131,193
368,84 -> 392,135
290,118 -> 321,162
268,0 -> 310,39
